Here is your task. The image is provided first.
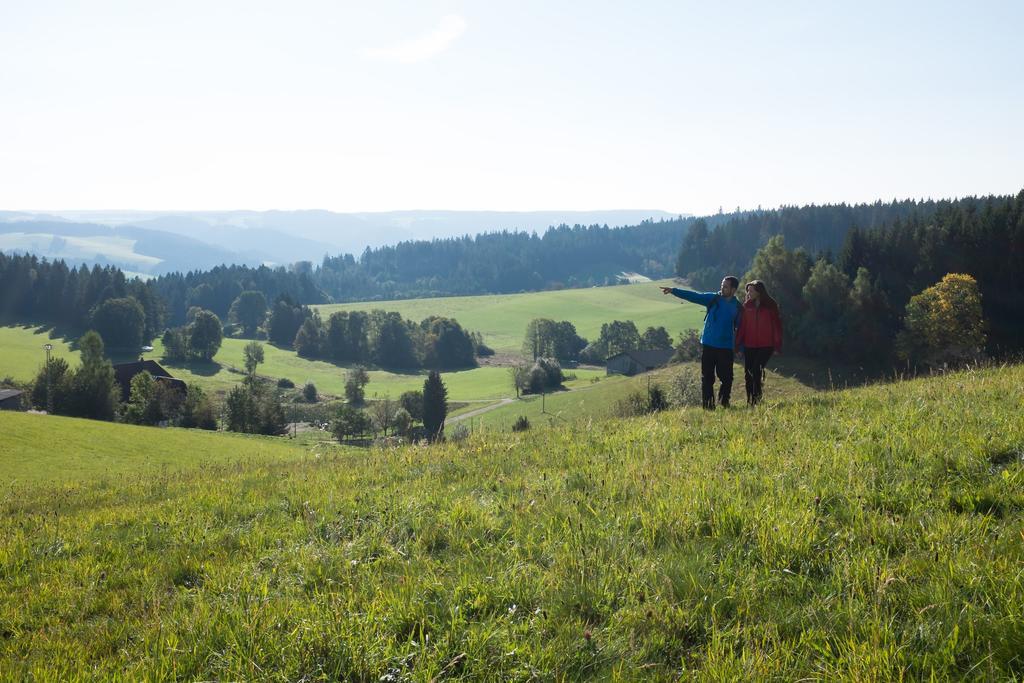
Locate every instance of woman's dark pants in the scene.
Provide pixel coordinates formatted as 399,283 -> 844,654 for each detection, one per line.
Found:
743,347 -> 774,405
700,345 -> 734,409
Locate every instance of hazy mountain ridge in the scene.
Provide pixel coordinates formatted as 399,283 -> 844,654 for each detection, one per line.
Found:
0,209 -> 684,274
0,220 -> 243,275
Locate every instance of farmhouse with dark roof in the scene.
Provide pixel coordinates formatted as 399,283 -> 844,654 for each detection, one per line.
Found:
112,360 -> 187,402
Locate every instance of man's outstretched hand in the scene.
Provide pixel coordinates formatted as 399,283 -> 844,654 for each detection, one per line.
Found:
659,287 -> 673,295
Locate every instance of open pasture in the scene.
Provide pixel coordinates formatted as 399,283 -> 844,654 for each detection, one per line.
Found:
314,279 -> 705,354
1,366 -> 1022,679
1,325 -> 603,402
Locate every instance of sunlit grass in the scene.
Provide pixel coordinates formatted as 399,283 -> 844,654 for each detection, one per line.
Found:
0,325 -> 605,402
314,279 -> 704,355
0,324 -> 79,383
1,365 -> 1022,679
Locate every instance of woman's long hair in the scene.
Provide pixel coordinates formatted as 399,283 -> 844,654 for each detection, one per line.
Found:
745,280 -> 779,311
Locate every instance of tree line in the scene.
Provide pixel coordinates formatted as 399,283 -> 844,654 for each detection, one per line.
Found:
676,199 -> 949,289
28,327 -> 455,444
7,190 -> 1022,367
738,190 -> 1024,365
0,254 -> 164,343
290,310 -> 483,370
522,317 -> 674,365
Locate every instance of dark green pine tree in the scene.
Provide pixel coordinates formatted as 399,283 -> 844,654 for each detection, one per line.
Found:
421,370 -> 448,443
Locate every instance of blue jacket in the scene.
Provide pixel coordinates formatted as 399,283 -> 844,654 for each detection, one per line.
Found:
670,288 -> 741,350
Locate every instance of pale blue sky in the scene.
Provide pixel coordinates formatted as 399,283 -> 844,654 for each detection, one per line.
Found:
1,0 -> 1021,215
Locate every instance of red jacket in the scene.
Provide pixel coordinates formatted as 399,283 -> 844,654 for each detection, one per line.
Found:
735,301 -> 782,352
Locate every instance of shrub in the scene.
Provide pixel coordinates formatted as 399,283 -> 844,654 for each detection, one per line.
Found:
523,357 -> 563,394
447,423 -> 470,443
392,408 -> 413,438
668,366 -> 703,407
614,391 -> 651,418
615,384 -> 670,417
512,415 -> 531,432
399,390 -> 424,421
277,377 -> 295,389
302,382 -> 318,403
648,384 -> 669,412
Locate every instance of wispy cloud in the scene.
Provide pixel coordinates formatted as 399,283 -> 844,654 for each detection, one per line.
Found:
363,14 -> 467,64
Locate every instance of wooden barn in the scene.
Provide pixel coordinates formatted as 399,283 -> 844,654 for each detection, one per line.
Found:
0,389 -> 26,411
112,360 -> 187,402
605,349 -> 675,376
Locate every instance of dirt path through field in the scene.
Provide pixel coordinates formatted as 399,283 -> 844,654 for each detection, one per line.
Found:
447,398 -> 515,423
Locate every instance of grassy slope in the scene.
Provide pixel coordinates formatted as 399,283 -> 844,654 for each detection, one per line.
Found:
2,366 -> 1022,679
471,361 -> 814,431
1,325 -> 606,402
1,281 -> 701,400
314,279 -> 705,355
0,325 -> 79,383
154,337 -> 606,400
0,412 -> 314,486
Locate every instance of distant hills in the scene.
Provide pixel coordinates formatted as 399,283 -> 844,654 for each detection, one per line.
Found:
0,209 -> 682,275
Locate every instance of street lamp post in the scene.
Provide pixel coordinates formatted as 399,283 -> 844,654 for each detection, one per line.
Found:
43,343 -> 53,414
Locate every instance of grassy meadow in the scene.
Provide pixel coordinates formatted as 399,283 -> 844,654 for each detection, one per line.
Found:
314,279 -> 705,355
0,325 -> 607,403
1,365 -> 1022,679
470,361 -> 815,432
153,337 -> 606,401
1,281 -> 704,405
0,324 -> 79,383
0,411 -> 316,486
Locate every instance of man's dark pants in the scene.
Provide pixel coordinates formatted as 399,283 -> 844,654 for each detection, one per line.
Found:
743,347 -> 774,405
700,344 -> 733,410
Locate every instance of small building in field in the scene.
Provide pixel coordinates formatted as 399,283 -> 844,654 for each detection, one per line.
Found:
112,360 -> 187,402
0,389 -> 26,411
605,349 -> 675,376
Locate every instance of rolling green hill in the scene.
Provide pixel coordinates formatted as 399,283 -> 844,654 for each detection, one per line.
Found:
1,279 -> 701,402
464,361 -> 814,432
0,325 -> 79,383
0,325 -> 604,402
1,366 -> 1021,679
314,279 -> 704,355
151,336 -> 605,400
0,411 -> 315,486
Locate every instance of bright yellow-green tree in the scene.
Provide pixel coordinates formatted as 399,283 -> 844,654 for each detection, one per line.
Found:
898,273 -> 986,366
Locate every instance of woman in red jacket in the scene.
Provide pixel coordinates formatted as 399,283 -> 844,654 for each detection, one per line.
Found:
735,280 -> 783,405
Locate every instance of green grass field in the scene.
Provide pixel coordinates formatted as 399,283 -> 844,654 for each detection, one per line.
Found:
0,324 -> 79,383
0,412 -> 317,486
153,337 -> 606,401
469,361 -> 815,431
2,366 -> 1022,679
1,325 -> 606,402
0,325 -> 605,402
314,280 -> 705,355
1,282 -> 702,403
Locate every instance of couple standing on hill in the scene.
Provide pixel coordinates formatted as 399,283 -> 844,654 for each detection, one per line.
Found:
659,276 -> 782,409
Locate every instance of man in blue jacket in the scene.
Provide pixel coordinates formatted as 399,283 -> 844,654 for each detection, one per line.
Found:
660,276 -> 742,409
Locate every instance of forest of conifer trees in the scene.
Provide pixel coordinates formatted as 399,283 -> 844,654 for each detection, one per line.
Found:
3,191 -> 1022,366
